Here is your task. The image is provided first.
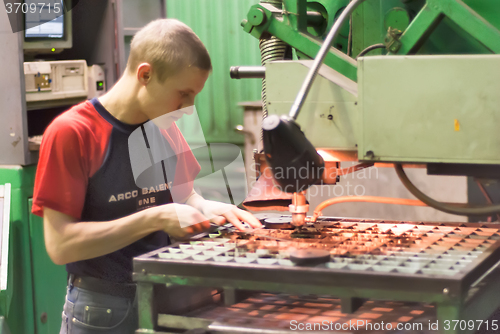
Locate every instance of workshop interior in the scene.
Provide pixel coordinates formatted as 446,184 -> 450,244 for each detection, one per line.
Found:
2,0 -> 500,333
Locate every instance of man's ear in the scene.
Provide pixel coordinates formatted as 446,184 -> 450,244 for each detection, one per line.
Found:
137,63 -> 152,85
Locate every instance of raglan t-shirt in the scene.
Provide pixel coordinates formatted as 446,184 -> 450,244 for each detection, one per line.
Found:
32,98 -> 200,283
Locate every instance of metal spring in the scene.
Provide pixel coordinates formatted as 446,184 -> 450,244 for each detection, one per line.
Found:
258,0 -> 285,146
259,36 -> 287,141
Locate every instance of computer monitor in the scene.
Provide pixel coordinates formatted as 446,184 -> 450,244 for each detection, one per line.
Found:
23,0 -> 72,54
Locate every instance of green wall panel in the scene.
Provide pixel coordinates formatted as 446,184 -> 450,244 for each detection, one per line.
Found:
0,166 -> 66,334
29,200 -> 67,334
0,166 -> 36,334
167,0 -> 263,144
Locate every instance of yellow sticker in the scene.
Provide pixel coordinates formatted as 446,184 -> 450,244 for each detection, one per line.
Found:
454,119 -> 460,131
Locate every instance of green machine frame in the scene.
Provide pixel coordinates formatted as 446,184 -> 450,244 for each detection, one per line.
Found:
242,0 -> 500,78
242,0 -> 500,165
387,0 -> 500,55
241,0 -> 500,162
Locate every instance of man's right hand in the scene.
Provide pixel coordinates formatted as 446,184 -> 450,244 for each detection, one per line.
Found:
150,203 -> 210,239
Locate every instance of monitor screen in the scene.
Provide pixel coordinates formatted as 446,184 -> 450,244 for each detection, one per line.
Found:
25,0 -> 64,39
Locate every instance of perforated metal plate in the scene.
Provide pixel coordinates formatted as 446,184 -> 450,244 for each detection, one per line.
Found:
134,218 -> 500,298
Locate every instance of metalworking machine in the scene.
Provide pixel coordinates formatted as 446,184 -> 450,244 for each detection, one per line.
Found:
236,0 -> 500,226
133,1 -> 500,333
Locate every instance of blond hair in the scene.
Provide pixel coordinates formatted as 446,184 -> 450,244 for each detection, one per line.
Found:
127,19 -> 212,81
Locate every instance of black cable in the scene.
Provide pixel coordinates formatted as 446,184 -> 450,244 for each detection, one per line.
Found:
475,180 -> 500,222
356,43 -> 386,59
395,164 -> 500,216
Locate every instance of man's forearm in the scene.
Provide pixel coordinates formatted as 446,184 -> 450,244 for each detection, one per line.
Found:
45,208 -> 161,265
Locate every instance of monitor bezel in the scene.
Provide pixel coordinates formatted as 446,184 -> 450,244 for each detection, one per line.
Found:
23,0 -> 72,54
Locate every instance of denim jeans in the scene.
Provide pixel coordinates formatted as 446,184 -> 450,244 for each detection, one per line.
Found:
60,283 -> 138,334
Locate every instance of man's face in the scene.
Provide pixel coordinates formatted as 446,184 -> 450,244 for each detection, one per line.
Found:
140,66 -> 209,123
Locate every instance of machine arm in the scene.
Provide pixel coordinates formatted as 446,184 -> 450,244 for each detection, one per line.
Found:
242,3 -> 357,81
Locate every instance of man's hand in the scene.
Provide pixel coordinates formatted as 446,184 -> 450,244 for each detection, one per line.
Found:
198,200 -> 262,231
181,190 -> 262,231
151,203 -> 211,239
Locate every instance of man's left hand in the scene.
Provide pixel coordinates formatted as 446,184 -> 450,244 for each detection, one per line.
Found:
198,200 -> 262,231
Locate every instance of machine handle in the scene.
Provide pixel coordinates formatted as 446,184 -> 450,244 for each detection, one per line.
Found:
230,66 -> 266,79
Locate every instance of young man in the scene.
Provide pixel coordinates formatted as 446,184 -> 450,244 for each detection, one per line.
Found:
32,19 -> 261,333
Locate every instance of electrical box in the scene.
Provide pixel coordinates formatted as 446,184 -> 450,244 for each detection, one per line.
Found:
87,64 -> 106,98
24,60 -> 88,109
358,55 -> 500,165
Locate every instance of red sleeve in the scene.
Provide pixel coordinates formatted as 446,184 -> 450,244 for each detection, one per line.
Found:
162,124 -> 201,202
32,105 -> 110,219
32,118 -> 89,219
